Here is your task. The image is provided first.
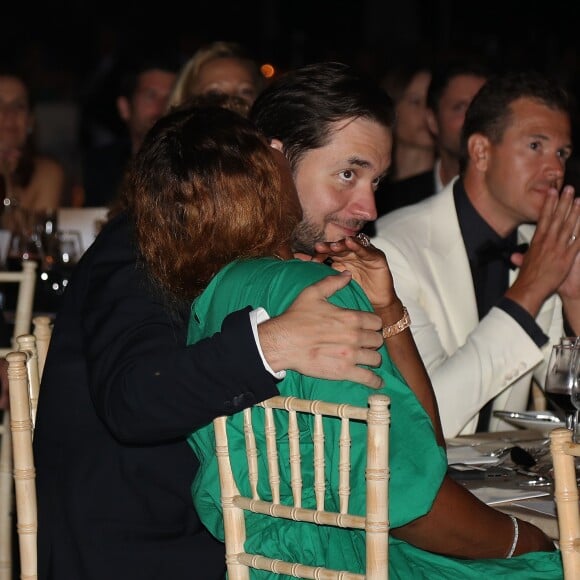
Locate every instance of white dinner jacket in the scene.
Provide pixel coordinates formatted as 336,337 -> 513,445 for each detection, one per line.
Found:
372,179 -> 563,437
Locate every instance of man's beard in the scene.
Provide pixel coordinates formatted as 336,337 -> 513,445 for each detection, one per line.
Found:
291,215 -> 368,255
291,218 -> 325,255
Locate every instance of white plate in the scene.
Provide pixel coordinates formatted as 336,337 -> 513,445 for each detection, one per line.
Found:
493,410 -> 565,435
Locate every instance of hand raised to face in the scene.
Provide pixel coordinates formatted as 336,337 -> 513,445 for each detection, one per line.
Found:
506,185 -> 580,316
304,234 -> 399,312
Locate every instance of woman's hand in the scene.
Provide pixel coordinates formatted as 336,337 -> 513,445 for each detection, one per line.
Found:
310,234 -> 397,312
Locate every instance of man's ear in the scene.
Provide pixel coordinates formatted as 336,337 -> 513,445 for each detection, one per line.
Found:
269,139 -> 284,153
117,96 -> 131,123
467,134 -> 490,171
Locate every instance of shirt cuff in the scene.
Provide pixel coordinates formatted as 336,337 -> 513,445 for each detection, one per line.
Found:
250,307 -> 286,380
496,297 -> 549,347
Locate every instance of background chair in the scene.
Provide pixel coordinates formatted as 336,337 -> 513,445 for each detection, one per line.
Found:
6,326 -> 49,580
213,393 -> 390,579
0,262 -> 38,580
7,349 -> 36,580
0,317 -> 51,580
0,261 -> 38,358
550,427 -> 580,579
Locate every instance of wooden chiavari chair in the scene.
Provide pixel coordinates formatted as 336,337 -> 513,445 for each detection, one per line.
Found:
213,393 -> 390,579
0,261 -> 37,580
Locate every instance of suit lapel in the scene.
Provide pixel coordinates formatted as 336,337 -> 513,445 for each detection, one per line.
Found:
425,185 -> 479,344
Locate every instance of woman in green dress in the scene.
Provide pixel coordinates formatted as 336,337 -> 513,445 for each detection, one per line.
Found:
129,101 -> 562,578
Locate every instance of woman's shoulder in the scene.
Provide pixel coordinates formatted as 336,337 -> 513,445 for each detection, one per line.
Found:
220,258 -> 372,314
226,257 -> 336,286
25,155 -> 65,209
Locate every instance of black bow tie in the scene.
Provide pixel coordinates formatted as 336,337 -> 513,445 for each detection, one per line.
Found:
475,240 -> 529,270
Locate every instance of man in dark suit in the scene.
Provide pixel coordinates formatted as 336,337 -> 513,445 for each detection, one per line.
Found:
34,137 -> 384,579
82,53 -> 180,208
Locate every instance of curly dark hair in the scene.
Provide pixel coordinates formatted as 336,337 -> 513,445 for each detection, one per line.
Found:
127,103 -> 299,303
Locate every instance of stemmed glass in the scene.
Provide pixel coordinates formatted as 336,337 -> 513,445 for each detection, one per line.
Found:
545,337 -> 580,439
40,229 -> 82,296
571,341 -> 580,442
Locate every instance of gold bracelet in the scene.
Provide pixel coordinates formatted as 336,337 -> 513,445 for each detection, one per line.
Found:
382,307 -> 411,339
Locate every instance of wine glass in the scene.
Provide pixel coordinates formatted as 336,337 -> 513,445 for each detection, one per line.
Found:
544,337 -> 580,434
5,208 -> 45,271
570,343 -> 580,442
41,230 -> 82,296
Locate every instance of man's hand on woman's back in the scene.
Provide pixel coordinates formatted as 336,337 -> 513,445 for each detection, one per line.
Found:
258,272 -> 384,389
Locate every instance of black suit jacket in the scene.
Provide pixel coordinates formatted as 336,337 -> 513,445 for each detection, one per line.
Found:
33,212 -> 279,579
82,139 -> 132,207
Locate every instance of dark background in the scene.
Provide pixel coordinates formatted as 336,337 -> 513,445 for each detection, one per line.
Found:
3,0 -> 580,194
3,0 -> 579,92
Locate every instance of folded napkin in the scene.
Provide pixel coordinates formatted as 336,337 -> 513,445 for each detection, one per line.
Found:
446,445 -> 500,466
510,498 -> 556,516
470,487 -> 550,505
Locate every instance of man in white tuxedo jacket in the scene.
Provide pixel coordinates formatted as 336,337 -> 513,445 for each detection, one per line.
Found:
373,72 -> 580,437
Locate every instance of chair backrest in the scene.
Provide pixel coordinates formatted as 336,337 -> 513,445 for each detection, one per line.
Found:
0,260 -> 38,357
0,407 -> 11,580
550,427 -> 580,579
213,393 -> 390,580
31,316 -> 52,381
0,261 -> 37,580
7,339 -> 42,580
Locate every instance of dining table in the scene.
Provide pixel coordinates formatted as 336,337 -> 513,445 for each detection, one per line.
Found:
447,427 -> 562,540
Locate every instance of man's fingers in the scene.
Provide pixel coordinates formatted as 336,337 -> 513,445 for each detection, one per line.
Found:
341,366 -> 383,390
355,346 -> 382,367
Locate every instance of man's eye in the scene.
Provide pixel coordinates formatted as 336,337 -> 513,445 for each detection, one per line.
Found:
341,170 -> 353,180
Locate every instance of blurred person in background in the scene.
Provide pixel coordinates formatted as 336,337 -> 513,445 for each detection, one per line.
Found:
82,52 -> 180,208
365,58 -> 435,234
167,40 -> 264,112
0,66 -> 66,217
366,57 -> 488,234
424,58 -> 489,194
382,61 -> 435,182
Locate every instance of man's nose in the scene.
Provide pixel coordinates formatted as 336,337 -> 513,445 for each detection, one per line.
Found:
546,155 -> 565,185
351,186 -> 378,222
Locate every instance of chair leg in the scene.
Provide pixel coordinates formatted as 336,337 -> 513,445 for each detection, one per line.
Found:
0,411 -> 13,580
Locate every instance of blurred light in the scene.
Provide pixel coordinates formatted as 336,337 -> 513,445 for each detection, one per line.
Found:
260,63 -> 275,79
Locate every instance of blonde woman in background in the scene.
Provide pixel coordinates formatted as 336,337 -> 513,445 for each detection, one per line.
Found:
167,40 -> 265,111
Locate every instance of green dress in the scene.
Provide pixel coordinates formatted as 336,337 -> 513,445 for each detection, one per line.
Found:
187,258 -> 563,579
